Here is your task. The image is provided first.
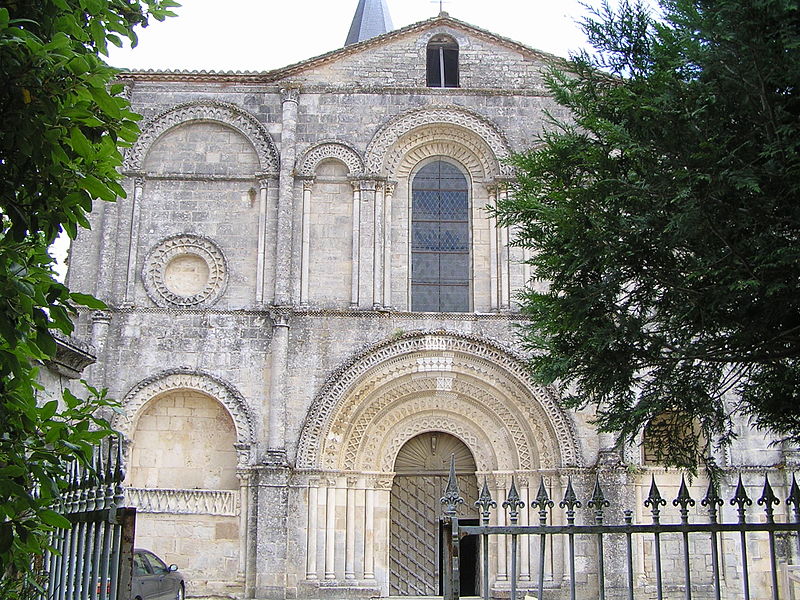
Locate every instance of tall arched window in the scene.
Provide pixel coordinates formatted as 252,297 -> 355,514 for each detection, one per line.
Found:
411,160 -> 470,312
426,35 -> 459,88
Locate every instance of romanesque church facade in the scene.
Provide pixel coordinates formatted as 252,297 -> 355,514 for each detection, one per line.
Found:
67,2 -> 793,598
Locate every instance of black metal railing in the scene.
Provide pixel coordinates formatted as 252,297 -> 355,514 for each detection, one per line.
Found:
440,457 -> 800,600
41,437 -> 136,600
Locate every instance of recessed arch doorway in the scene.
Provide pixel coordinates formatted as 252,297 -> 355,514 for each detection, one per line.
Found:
389,431 -> 479,596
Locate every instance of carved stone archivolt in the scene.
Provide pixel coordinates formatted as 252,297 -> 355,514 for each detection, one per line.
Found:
124,100 -> 279,174
296,331 -> 582,472
364,106 -> 513,177
142,234 -> 227,308
115,369 -> 256,462
296,141 -> 364,176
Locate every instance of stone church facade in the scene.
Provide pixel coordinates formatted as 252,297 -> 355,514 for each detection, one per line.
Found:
67,4 -> 795,599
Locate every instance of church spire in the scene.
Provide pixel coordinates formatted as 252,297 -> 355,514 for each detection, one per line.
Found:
345,0 -> 394,46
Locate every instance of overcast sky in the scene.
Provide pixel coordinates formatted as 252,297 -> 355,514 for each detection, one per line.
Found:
107,0 -> 617,72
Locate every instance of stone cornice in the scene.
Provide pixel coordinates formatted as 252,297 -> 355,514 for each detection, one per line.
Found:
45,332 -> 97,379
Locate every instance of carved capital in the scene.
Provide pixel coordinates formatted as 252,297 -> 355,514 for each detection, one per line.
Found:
281,87 -> 300,104
269,308 -> 291,328
92,310 -> 112,325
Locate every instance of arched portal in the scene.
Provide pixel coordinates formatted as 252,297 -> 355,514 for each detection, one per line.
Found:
389,432 -> 478,596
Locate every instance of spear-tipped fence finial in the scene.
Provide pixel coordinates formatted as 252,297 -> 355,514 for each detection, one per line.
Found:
730,474 -> 753,524
673,475 -> 696,524
559,477 -> 582,525
475,477 -> 496,525
701,479 -> 724,523
441,453 -> 464,517
644,476 -> 667,523
533,478 -> 554,525
503,477 -> 525,524
757,474 -> 780,523
588,476 -> 610,524
787,475 -> 800,522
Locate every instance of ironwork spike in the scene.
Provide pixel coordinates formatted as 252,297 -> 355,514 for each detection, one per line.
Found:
757,474 -> 780,523
475,477 -> 497,525
113,435 -> 126,506
787,475 -> 800,521
533,478 -> 553,525
701,479 -> 724,522
644,476 -> 666,523
588,476 -> 610,524
672,475 -> 696,524
503,477 -> 525,524
730,474 -> 752,523
440,453 -> 464,517
559,477 -> 581,524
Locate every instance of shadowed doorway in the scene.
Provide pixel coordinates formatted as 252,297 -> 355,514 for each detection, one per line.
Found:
389,432 -> 479,596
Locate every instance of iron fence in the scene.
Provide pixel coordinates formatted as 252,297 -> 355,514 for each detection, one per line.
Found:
41,437 -> 136,600
439,459 -> 800,600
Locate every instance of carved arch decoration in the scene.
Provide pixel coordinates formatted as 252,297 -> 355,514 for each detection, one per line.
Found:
364,106 -> 514,178
296,141 -> 364,177
115,369 -> 256,457
296,330 -> 582,472
124,101 -> 279,174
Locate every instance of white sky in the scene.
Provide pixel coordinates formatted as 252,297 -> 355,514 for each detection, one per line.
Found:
107,0 -> 611,72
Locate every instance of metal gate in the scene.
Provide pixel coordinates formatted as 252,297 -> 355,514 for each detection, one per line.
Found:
389,433 -> 478,596
41,437 -> 136,600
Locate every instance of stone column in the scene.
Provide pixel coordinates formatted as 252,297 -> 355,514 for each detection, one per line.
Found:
382,183 -> 395,308
345,477 -> 357,580
235,461 -> 253,578
495,480 -> 508,581
253,465 -> 290,600
519,478 -> 531,582
358,180 -> 377,309
324,479 -> 336,580
256,177 -> 271,304
364,484 -> 376,579
274,88 -> 299,306
487,185 -> 499,311
372,183 -> 384,309
499,187 -> 511,310
299,178 -> 314,305
90,310 -> 111,353
306,479 -> 319,580
123,176 -> 145,305
266,310 -> 289,462
350,180 -> 361,308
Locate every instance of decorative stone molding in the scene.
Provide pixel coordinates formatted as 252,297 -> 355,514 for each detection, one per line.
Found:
364,106 -> 513,177
126,487 -> 239,516
296,331 -> 582,471
296,141 -> 364,177
115,369 -> 256,457
391,129 -> 495,181
281,87 -> 300,104
124,101 -> 279,174
142,234 -> 227,308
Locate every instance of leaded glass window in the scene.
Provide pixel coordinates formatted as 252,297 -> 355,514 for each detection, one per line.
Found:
411,161 -> 470,312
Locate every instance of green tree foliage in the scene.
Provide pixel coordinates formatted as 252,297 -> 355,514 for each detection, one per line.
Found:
0,0 -> 177,593
496,0 -> 800,470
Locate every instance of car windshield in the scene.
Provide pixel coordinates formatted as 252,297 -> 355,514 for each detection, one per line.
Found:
144,552 -> 167,572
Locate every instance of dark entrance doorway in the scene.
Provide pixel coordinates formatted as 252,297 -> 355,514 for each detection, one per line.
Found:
389,432 -> 479,596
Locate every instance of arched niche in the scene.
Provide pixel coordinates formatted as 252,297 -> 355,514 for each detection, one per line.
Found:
297,141 -> 364,177
115,369 -> 255,466
124,101 -> 279,175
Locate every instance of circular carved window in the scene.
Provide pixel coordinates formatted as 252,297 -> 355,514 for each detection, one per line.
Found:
143,235 -> 227,308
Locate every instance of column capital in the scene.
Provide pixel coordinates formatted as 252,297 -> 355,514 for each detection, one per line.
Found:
269,308 -> 291,328
300,177 -> 315,192
281,86 -> 300,104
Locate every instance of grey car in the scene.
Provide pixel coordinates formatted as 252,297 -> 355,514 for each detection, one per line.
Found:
131,549 -> 185,600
